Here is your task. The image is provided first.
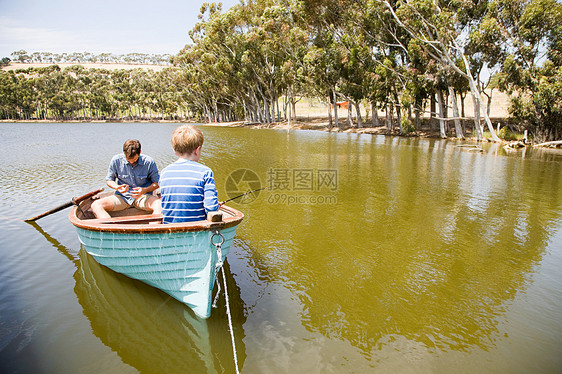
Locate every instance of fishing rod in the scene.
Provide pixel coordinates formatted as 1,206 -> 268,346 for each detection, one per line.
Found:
220,187 -> 268,205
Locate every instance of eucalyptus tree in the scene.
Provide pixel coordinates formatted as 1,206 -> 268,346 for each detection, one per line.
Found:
175,2 -> 244,122
402,39 -> 436,131
350,0 -> 427,133
480,0 -> 562,141
0,71 -> 21,118
234,0 -> 301,123
147,69 -> 182,119
45,68 -> 74,119
303,36 -> 345,128
131,69 -> 155,119
26,66 -> 57,119
299,0 -> 353,127
111,69 -> 137,118
376,0 -> 501,141
337,25 -> 373,128
62,65 -> 89,119
11,50 -> 31,63
88,69 -> 117,119
257,0 -> 309,123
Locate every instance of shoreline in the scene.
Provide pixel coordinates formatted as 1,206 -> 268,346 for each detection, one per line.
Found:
0,117 -> 521,144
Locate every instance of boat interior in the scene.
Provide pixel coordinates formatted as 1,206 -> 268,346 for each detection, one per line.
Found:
75,191 -> 238,226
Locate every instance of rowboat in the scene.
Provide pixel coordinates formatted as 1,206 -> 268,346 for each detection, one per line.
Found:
68,190 -> 244,319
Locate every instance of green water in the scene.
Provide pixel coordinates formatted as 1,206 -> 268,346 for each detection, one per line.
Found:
1,123 -> 561,373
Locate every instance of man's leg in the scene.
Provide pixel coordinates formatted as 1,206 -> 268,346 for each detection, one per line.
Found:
147,195 -> 162,215
91,195 -> 128,218
134,194 -> 162,215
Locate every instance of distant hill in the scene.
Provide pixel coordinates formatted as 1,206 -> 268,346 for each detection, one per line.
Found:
2,62 -> 168,72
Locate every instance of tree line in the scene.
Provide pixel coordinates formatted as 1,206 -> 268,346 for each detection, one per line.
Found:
0,65 -> 189,121
7,51 -> 172,66
1,0 -> 560,142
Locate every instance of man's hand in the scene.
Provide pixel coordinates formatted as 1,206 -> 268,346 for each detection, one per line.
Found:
131,187 -> 144,199
116,184 -> 129,194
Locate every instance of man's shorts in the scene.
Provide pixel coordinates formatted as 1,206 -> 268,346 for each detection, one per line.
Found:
110,194 -> 153,212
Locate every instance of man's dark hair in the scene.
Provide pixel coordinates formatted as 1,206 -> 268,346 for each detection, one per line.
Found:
123,139 -> 141,158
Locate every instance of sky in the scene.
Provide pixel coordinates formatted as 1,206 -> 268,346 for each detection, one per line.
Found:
0,0 -> 241,59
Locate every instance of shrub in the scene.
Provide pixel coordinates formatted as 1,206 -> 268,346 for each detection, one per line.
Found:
401,117 -> 416,134
498,126 -> 520,141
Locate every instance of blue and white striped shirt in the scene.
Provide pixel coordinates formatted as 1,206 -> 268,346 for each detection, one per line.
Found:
159,159 -> 219,223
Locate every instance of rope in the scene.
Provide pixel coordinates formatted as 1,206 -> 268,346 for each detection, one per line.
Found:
221,266 -> 240,374
211,230 -> 224,308
210,230 -> 240,373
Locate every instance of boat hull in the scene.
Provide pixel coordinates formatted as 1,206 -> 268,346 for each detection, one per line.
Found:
75,225 -> 238,319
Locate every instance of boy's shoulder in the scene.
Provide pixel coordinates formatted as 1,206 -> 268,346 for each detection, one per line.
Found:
163,160 -> 213,173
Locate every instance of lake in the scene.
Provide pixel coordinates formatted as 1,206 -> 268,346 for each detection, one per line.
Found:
1,122 -> 561,373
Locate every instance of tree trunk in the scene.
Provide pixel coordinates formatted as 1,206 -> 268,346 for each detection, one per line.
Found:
415,102 -> 421,130
385,103 -> 392,132
430,93 -> 436,131
332,88 -> 339,128
287,96 -> 291,130
347,99 -> 353,127
461,53 -> 500,142
263,96 -> 271,124
448,86 -> 464,139
355,100 -> 363,128
395,103 -> 402,133
327,95 -> 333,129
472,94 -> 483,140
437,89 -> 447,138
291,98 -> 297,122
371,101 -> 379,127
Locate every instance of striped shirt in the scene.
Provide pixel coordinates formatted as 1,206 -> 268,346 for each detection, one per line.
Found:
159,159 -> 219,223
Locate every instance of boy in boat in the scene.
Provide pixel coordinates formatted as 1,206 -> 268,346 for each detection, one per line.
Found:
91,139 -> 162,218
159,124 -> 219,223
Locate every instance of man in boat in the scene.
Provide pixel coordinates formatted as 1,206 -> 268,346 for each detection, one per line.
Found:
91,139 -> 162,218
159,124 -> 219,223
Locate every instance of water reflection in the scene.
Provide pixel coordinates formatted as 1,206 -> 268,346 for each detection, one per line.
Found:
227,130 -> 562,357
28,222 -> 246,374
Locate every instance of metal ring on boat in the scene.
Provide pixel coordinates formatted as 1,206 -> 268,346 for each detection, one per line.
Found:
210,230 -> 225,246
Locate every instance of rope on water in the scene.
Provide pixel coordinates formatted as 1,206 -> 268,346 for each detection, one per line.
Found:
210,230 -> 240,374
221,266 -> 240,374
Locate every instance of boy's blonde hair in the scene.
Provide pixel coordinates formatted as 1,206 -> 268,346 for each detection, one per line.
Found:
171,124 -> 204,155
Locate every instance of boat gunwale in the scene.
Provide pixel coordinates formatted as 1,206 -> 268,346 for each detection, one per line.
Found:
69,203 -> 244,234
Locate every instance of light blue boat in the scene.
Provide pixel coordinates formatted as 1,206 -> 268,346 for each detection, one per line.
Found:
69,191 -> 244,319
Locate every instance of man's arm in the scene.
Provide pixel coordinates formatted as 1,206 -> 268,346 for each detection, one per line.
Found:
132,158 -> 160,198
139,158 -> 160,195
105,156 -> 129,193
106,179 -> 129,193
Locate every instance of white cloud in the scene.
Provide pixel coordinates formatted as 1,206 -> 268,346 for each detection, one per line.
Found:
0,16 -> 83,57
0,16 -> 184,57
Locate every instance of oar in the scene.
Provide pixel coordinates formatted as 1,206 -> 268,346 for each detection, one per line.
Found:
220,187 -> 268,205
25,188 -> 104,222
